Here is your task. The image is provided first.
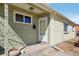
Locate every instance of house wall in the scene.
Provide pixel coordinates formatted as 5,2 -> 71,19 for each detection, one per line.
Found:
49,16 -> 75,45
64,25 -> 75,41
0,4 -> 4,18
53,19 -> 64,44
54,19 -> 75,44
74,26 -> 79,36
8,5 -> 38,45
0,4 -> 5,48
0,4 -> 75,48
75,26 -> 79,32
0,4 -> 28,50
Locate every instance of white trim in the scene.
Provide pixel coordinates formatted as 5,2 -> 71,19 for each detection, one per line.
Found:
13,10 -> 33,25
38,17 -> 48,43
4,3 -> 9,56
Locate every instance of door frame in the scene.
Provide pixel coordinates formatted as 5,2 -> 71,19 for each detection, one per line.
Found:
38,17 -> 48,42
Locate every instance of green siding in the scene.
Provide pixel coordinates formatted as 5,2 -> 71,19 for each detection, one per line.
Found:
0,4 -> 4,48
0,4 -> 4,18
8,5 -> 38,45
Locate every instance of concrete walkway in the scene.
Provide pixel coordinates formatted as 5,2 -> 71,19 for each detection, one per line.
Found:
20,43 -> 58,56
20,40 -> 79,56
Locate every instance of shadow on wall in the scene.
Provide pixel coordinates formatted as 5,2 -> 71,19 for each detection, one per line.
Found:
0,17 -> 5,55
0,16 -> 26,54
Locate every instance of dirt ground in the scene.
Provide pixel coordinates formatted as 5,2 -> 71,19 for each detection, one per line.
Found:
56,39 -> 79,56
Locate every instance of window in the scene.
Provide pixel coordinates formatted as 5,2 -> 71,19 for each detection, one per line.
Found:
63,22 -> 68,33
16,14 -> 23,22
14,11 -> 32,24
25,16 -> 31,23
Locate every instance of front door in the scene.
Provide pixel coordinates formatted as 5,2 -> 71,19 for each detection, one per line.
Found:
38,17 -> 48,43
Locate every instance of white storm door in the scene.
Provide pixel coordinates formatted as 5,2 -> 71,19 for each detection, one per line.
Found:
38,17 -> 48,43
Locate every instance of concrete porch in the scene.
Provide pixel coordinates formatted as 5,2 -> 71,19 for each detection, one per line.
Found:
20,39 -> 79,56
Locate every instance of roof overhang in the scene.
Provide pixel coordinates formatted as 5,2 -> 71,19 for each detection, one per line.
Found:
9,3 -> 76,26
9,3 -> 51,15
54,12 -> 76,26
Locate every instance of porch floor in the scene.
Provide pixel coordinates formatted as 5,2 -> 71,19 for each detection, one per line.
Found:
20,39 -> 79,56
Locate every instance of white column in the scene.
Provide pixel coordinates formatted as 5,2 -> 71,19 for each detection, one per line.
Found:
4,3 -> 8,56
49,13 -> 55,46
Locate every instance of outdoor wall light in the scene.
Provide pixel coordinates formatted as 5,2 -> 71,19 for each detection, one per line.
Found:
29,7 -> 34,11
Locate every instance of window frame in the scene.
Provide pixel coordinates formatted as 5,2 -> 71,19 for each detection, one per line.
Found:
14,10 -> 32,25
63,22 -> 68,34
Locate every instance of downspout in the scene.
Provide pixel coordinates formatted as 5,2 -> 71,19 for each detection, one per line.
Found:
50,12 -> 64,52
51,45 -> 64,52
